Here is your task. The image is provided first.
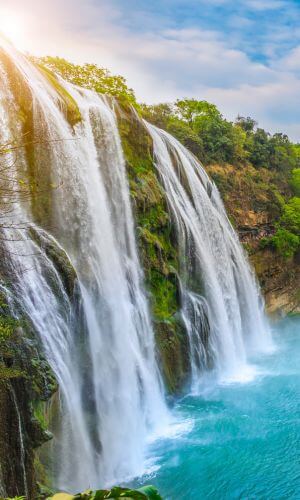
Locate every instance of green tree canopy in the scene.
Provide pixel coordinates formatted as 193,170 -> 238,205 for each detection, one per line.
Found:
35,56 -> 137,105
290,168 -> 300,196
280,197 -> 300,235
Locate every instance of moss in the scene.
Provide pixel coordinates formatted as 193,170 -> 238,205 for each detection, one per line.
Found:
0,316 -> 22,343
0,286 -> 57,497
0,364 -> 24,380
155,320 -> 188,393
35,64 -> 81,126
33,401 -> 48,431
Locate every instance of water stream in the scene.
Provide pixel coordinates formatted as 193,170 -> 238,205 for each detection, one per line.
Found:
0,39 -> 167,491
145,122 -> 273,389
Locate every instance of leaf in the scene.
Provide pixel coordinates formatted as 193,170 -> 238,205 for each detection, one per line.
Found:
138,486 -> 163,500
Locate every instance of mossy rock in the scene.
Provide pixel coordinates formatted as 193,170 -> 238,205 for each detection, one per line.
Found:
0,285 -> 57,498
29,226 -> 77,297
116,103 -> 190,393
35,63 -> 81,126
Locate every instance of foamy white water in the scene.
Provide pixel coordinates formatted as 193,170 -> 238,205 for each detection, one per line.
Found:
0,38 -> 167,491
144,122 -> 273,390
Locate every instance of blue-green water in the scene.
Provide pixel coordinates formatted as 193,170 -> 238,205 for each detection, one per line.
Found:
134,317 -> 300,499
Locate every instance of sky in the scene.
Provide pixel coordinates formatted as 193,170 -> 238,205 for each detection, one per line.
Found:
1,0 -> 300,140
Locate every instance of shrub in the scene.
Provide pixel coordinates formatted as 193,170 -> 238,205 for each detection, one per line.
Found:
270,228 -> 299,258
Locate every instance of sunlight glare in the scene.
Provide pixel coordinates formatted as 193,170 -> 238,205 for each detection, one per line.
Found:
0,8 -> 24,50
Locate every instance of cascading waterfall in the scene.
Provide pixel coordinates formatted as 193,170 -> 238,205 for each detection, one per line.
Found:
0,39 -> 167,491
0,35 -> 274,494
9,386 -> 29,499
145,122 -> 272,389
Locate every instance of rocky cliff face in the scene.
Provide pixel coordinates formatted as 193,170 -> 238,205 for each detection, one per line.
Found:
117,104 -> 190,393
206,163 -> 300,316
0,295 -> 56,499
0,233 -> 78,498
251,249 -> 300,316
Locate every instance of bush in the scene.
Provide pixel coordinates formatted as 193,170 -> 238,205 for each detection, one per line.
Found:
50,485 -> 162,500
281,197 -> 300,234
270,228 -> 299,258
290,169 -> 300,196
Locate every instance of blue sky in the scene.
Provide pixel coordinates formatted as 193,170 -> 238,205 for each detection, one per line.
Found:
112,0 -> 300,61
5,0 -> 300,139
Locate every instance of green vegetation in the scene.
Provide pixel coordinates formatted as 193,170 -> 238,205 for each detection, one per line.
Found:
3,497 -> 26,500
142,99 -> 300,170
262,197 -> 300,258
0,316 -> 21,343
50,485 -> 162,500
0,313 -> 25,380
290,168 -> 300,196
28,58 -> 299,265
36,63 -> 82,126
281,197 -> 300,233
266,228 -> 299,259
142,99 -> 300,262
36,56 -> 137,107
117,104 -> 189,392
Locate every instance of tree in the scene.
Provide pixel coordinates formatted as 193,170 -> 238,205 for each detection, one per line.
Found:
34,56 -> 137,106
268,133 -> 298,171
236,116 -> 257,133
174,99 -> 243,164
141,98 -> 299,171
175,99 -> 221,128
140,103 -> 173,128
290,169 -> 300,196
280,197 -> 300,235
246,128 -> 270,168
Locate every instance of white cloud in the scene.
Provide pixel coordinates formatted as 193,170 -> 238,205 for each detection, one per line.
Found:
4,0 -> 300,140
277,46 -> 300,74
244,0 -> 288,10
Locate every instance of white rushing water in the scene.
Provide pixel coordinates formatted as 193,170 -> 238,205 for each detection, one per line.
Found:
0,39 -> 167,491
10,386 -> 29,498
145,122 -> 273,390
0,36 -> 273,494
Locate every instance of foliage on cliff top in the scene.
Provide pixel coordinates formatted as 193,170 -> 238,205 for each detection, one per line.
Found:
142,99 -> 300,262
35,63 -> 82,126
35,56 -> 137,107
141,99 -> 300,172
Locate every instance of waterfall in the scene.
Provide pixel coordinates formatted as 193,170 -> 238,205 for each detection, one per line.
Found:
9,386 -> 29,498
0,35 -> 274,494
0,39 -> 167,491
145,122 -> 272,389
